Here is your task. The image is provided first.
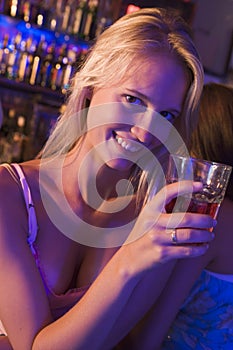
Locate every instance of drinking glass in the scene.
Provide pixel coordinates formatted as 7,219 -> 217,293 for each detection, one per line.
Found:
165,154 -> 232,219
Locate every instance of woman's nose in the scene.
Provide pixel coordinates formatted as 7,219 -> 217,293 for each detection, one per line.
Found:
130,125 -> 153,146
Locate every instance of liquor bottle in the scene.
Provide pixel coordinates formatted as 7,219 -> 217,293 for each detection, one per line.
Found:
7,0 -> 21,18
29,36 -> 47,85
82,0 -> 99,40
35,0 -> 51,28
72,0 -> 88,36
26,0 -> 39,24
75,46 -> 88,70
48,0 -> 60,31
50,43 -> 68,90
17,37 -> 35,82
20,0 -> 31,22
55,0 -> 64,13
6,32 -> 22,80
61,48 -> 76,94
40,41 -> 56,88
0,33 -> 10,76
61,0 -> 73,32
49,0 -> 64,31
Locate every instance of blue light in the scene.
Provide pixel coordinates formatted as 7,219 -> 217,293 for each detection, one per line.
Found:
0,14 -> 90,49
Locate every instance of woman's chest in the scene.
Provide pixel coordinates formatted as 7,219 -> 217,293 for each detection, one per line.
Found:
35,216 -> 117,294
33,187 -> 127,294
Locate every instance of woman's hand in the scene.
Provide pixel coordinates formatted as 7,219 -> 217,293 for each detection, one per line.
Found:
122,181 -> 215,276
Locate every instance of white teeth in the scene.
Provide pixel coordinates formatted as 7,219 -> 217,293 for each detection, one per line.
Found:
115,135 -> 140,153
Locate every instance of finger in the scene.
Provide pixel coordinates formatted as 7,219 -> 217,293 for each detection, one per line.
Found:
145,231 -> 210,265
166,228 -> 214,245
165,181 -> 203,203
162,212 -> 217,231
158,244 -> 210,263
148,181 -> 203,213
169,243 -> 210,259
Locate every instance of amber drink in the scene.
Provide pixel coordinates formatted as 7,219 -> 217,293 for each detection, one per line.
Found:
165,155 -> 232,219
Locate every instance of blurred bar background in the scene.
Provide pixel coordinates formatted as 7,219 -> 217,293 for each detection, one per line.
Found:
0,0 -> 232,163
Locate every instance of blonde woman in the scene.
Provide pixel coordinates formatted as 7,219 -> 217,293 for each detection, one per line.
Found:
0,8 -> 214,350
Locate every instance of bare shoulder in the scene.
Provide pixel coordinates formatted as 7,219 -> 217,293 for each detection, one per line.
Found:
0,161 -> 39,245
0,162 -> 52,349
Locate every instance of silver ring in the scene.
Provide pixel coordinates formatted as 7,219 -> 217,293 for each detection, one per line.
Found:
171,229 -> 177,244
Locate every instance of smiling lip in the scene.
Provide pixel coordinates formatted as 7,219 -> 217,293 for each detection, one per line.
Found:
115,134 -> 142,153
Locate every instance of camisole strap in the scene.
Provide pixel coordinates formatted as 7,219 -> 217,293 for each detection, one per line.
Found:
10,163 -> 38,255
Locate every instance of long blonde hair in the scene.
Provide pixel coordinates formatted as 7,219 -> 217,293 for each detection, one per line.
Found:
39,7 -> 204,206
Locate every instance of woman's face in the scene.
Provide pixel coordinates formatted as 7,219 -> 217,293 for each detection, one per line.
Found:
83,51 -> 190,173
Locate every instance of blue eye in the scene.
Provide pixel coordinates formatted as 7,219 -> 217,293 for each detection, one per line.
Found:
125,95 -> 144,106
160,111 -> 177,123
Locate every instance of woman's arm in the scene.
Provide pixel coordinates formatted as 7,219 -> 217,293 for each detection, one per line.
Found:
0,174 -> 214,350
120,232 -> 218,349
125,257 -> 210,349
128,201 -> 233,349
